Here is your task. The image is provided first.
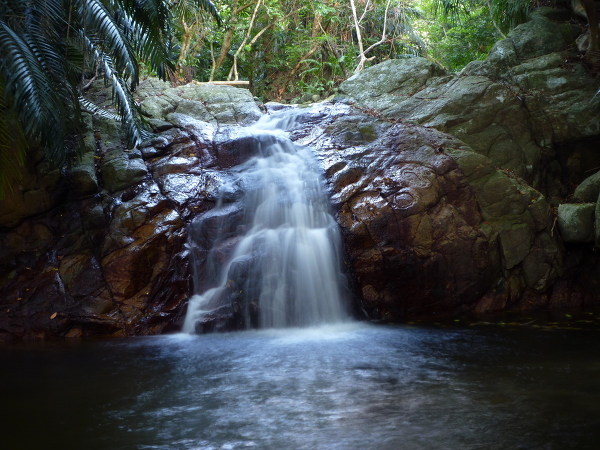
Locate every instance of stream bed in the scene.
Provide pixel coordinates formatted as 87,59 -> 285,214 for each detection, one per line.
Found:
2,322 -> 600,449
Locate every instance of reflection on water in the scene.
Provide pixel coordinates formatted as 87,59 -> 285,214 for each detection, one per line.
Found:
2,323 -> 600,449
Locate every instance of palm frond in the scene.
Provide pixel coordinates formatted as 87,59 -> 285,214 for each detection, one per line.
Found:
103,55 -> 151,145
166,0 -> 221,26
122,0 -> 178,79
0,0 -> 217,194
429,0 -> 531,32
0,20 -> 66,158
79,0 -> 139,84
488,0 -> 530,33
430,0 -> 469,22
135,30 -> 176,79
0,78 -> 27,198
79,97 -> 122,122
122,0 -> 172,31
123,0 -> 221,78
193,0 -> 221,25
80,33 -> 151,146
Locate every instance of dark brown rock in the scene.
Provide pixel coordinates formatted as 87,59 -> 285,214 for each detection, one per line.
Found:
0,83 -> 270,340
304,107 -> 504,319
0,43 -> 598,338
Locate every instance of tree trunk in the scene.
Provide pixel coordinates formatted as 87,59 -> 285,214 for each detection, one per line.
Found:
349,0 -> 367,73
228,0 -> 264,81
352,0 -> 392,73
177,19 -> 192,78
212,27 -> 236,80
211,0 -> 258,81
581,0 -> 600,51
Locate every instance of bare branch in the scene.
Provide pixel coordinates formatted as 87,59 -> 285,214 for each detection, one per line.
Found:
354,0 -> 392,73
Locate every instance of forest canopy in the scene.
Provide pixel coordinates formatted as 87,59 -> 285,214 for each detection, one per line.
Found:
177,0 -> 537,100
0,0 -> 593,194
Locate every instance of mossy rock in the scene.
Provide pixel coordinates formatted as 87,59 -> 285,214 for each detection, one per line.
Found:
558,203 -> 595,243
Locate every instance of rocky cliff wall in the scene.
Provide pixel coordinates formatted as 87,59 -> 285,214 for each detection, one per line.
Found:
0,83 -> 263,340
1,8 -> 599,339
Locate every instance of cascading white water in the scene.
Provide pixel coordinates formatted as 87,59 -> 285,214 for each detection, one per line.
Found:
183,108 -> 349,332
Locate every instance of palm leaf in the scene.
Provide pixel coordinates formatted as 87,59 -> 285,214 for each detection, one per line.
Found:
103,55 -> 154,145
430,0 -> 469,22
0,78 -> 27,198
131,17 -> 176,79
0,0 -> 220,194
430,0 -> 530,32
191,0 -> 221,25
488,0 -> 530,33
0,20 -> 65,153
79,97 -> 122,121
80,33 -> 152,146
118,0 -> 177,79
79,0 -> 139,84
170,0 -> 221,25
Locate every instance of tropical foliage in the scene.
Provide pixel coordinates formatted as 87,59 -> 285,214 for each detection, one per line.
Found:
4,0 -> 592,195
172,0 -> 536,101
416,0 -> 526,71
0,0 -> 219,194
426,0 -> 531,34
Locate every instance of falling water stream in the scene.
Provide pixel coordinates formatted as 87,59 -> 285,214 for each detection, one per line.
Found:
183,109 -> 348,332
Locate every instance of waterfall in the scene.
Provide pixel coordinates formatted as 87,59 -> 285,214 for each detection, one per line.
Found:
183,108 -> 349,333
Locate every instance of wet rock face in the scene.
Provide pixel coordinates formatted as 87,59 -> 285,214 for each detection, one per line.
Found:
0,83 -> 264,341
323,123 -> 495,317
334,7 -> 600,316
3,7 -> 600,339
0,95 -> 569,337
298,105 -> 561,319
339,9 -> 600,197
0,180 -> 190,341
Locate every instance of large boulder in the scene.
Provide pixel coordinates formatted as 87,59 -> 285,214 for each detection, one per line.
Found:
557,203 -> 595,243
297,105 -> 562,319
335,7 -> 600,314
0,82 -> 266,341
339,8 -> 600,192
340,59 -> 544,183
573,170 -> 600,203
139,81 -> 262,126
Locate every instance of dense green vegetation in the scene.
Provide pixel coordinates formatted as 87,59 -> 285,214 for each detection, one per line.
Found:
0,0 -> 219,194
174,0 -> 534,101
0,0 -> 590,194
